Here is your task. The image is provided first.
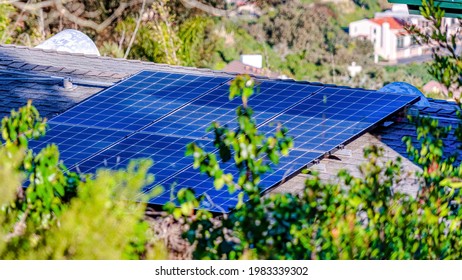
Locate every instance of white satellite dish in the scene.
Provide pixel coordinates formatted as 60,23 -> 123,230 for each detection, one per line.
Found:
35,29 -> 100,56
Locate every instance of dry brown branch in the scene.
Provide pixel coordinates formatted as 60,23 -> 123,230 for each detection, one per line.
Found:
5,0 -> 236,36
53,0 -> 128,32
179,0 -> 230,17
43,10 -> 59,26
7,0 -> 54,11
7,0 -> 153,32
83,9 -> 102,19
124,0 -> 146,59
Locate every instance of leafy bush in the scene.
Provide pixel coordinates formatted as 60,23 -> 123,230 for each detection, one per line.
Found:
407,0 -> 462,99
0,101 -> 165,259
168,69 -> 462,259
0,4 -> 15,44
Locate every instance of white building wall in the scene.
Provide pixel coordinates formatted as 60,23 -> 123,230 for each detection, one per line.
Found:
349,19 -> 373,37
389,33 -> 398,61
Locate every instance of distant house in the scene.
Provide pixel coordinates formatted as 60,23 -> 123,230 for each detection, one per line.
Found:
349,16 -> 425,63
349,4 -> 459,63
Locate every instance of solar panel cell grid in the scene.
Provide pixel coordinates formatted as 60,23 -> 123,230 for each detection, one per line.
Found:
29,70 -> 419,213
142,87 -> 418,211
31,72 -> 231,170
73,132 -> 214,186
140,81 -> 323,139
28,124 -> 128,167
51,72 -> 231,132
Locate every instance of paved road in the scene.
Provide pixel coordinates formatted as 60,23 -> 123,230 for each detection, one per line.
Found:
378,54 -> 433,66
396,54 -> 433,65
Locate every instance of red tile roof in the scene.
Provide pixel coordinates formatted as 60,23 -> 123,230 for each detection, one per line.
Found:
370,17 -> 404,30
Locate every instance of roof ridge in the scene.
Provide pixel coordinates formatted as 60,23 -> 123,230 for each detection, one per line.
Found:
0,44 -> 235,76
0,44 -> 380,91
0,43 -> 292,82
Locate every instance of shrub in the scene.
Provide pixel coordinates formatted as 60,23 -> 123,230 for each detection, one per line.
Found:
169,71 -> 462,259
0,101 -> 165,259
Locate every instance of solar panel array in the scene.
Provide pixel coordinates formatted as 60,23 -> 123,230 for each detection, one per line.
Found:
29,70 -> 419,212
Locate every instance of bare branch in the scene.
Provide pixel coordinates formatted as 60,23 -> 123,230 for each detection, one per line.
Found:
124,0 -> 146,58
6,0 -> 151,32
44,10 -> 59,26
4,0 -> 236,38
53,0 -> 128,32
8,0 -> 54,11
179,0 -> 230,17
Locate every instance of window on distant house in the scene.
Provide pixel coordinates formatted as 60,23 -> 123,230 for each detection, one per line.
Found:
397,37 -> 404,49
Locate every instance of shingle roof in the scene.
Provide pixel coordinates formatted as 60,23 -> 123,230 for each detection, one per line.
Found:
374,98 -> 462,161
0,44 -> 235,118
0,44 -> 230,83
1,44 -> 460,196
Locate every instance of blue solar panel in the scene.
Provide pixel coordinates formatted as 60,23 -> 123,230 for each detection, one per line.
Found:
51,71 -> 230,132
140,81 -> 322,138
30,71 -> 230,170
73,132 -> 214,187
145,149 -> 324,211
138,87 -> 418,212
258,87 -> 416,152
68,80 -> 324,210
30,70 -> 419,213
28,124 -> 128,167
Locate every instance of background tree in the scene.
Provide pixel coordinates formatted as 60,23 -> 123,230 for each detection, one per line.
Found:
0,0 -> 436,90
407,0 -> 462,99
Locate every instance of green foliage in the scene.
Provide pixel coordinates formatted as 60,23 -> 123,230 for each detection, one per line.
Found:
165,75 -> 294,259
29,161 -> 160,260
407,0 -> 462,99
246,2 -> 369,66
0,4 -> 15,44
0,102 -> 165,259
109,1 -> 217,67
170,64 -> 462,259
178,16 -> 215,67
334,0 -> 390,27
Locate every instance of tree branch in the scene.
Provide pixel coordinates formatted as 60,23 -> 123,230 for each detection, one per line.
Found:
5,0 -> 237,35
7,0 -> 151,32
8,0 -> 54,11
124,0 -> 146,58
53,0 -> 129,32
179,0 -> 230,17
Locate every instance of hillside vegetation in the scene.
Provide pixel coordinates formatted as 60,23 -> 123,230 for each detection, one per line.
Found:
0,0 -> 431,89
